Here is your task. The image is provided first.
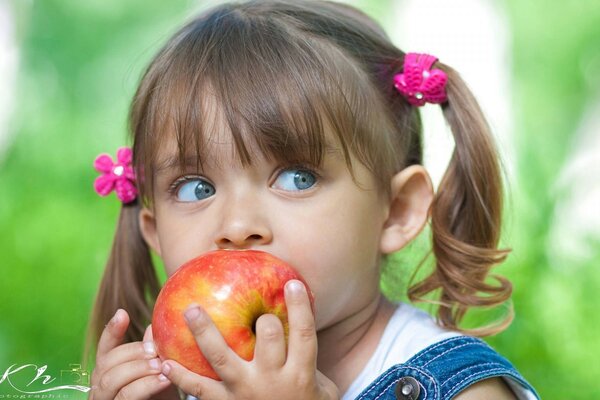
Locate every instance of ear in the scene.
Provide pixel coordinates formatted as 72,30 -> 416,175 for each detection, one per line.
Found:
139,207 -> 162,257
379,165 -> 434,254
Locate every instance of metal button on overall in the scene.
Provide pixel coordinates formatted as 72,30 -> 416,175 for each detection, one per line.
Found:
394,376 -> 420,400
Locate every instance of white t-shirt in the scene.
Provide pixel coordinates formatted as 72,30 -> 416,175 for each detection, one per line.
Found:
342,302 -> 537,400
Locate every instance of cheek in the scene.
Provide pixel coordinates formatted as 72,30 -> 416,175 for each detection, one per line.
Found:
156,218 -> 208,277
282,192 -> 383,292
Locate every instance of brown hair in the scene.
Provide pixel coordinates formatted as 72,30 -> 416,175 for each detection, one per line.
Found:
84,0 -> 512,367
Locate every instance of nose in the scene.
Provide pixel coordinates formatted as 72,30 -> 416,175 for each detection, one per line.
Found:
214,199 -> 273,250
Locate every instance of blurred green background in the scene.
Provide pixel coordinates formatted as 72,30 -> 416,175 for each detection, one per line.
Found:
1,0 -> 599,398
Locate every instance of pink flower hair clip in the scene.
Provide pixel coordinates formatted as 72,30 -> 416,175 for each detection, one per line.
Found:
93,147 -> 138,204
393,53 -> 448,106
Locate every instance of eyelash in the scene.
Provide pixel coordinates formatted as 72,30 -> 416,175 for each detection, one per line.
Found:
167,175 -> 207,196
273,163 -> 322,189
166,164 -> 322,196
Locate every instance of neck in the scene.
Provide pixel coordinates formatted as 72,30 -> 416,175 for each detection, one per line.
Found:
316,294 -> 396,395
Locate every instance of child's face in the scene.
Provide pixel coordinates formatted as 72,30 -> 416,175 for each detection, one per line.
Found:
139,128 -> 391,330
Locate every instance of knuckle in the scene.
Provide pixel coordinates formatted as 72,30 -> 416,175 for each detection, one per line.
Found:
258,316 -> 283,341
191,382 -> 206,398
297,324 -> 315,340
115,385 -> 133,400
208,351 -> 228,370
97,374 -> 112,393
262,325 -> 282,341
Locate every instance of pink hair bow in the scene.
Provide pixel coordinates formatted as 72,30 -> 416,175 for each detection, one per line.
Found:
94,147 -> 138,204
393,53 -> 448,106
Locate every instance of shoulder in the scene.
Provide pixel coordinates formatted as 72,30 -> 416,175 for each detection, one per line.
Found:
406,336 -> 538,399
352,336 -> 539,400
453,377 -> 517,400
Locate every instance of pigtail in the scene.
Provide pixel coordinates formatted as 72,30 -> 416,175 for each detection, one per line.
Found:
408,64 -> 513,337
82,200 -> 160,369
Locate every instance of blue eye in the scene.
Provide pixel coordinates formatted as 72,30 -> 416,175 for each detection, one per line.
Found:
272,168 -> 317,191
174,178 -> 215,202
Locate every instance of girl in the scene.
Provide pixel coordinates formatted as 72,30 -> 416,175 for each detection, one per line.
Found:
86,1 -> 539,399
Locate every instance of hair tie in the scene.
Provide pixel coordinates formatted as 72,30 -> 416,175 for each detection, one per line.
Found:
93,147 -> 138,204
393,53 -> 448,106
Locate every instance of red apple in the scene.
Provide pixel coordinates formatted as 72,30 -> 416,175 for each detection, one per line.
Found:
151,249 -> 314,380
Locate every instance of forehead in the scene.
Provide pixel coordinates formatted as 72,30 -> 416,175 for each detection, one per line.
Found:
153,95 -> 241,172
152,95 -> 346,177
134,60 -> 361,207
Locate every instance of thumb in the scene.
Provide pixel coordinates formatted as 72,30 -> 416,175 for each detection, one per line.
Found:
96,309 -> 131,357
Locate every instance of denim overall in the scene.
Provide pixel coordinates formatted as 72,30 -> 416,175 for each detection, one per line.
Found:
354,336 -> 539,400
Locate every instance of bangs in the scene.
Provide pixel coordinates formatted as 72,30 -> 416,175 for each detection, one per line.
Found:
130,2 -> 397,203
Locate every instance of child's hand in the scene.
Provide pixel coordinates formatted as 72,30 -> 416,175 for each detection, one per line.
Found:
89,309 -> 178,400
160,280 -> 340,400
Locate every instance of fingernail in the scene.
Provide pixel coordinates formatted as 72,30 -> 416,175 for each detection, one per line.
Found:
162,362 -> 171,376
286,280 -> 304,294
149,358 -> 160,370
109,309 -> 122,326
184,306 -> 202,323
158,373 -> 169,382
143,341 -> 156,355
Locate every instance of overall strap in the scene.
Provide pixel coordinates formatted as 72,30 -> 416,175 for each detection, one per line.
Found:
355,336 -> 539,400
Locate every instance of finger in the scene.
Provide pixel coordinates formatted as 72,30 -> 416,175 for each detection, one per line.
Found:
183,304 -> 242,383
143,379 -> 181,400
142,325 -> 156,358
113,373 -> 171,400
284,280 -> 318,370
143,324 -> 152,342
96,341 -> 157,376
97,309 -> 129,357
253,313 -> 286,370
161,360 -> 228,400
93,358 -> 163,400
